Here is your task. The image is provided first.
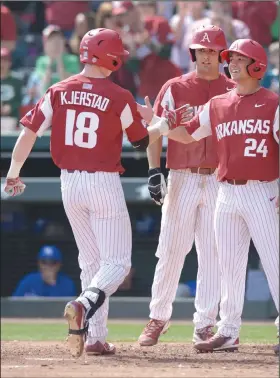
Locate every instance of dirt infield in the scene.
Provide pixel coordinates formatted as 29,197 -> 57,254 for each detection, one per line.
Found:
1,341 -> 278,378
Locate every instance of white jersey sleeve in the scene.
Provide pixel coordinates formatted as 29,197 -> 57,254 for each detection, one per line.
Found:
273,106 -> 279,144
120,103 -> 134,130
191,101 -> 212,140
160,85 -> 175,110
149,85 -> 175,126
20,91 -> 53,137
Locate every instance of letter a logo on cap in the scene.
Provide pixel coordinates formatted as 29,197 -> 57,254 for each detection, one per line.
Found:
200,32 -> 210,43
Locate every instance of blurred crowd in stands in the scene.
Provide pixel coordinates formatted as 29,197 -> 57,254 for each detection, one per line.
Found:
1,1 -> 279,133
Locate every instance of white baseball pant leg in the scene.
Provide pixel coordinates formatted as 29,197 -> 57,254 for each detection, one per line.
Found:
150,170 -> 220,329
193,173 -> 220,329
215,180 -> 279,338
61,170 -> 132,344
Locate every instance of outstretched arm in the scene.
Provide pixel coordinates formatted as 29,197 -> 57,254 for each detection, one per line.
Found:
137,95 -> 194,143
7,128 -> 37,179
167,126 -> 196,144
4,91 -> 53,196
166,101 -> 212,144
4,127 -> 37,197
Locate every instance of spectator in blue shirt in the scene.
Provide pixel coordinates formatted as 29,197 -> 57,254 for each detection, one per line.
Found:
12,245 -> 76,297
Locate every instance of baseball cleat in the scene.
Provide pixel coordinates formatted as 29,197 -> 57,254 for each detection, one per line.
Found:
138,319 -> 170,346
85,341 -> 116,356
192,326 -> 214,343
64,300 -> 88,358
274,342 -> 279,356
194,332 -> 239,353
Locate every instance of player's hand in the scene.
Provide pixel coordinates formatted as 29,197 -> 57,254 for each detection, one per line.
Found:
162,103 -> 194,130
148,168 -> 167,206
4,177 -> 26,197
137,96 -> 154,124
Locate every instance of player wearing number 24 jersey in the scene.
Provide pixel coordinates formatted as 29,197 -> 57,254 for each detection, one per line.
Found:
163,39 -> 279,353
4,28 -> 178,358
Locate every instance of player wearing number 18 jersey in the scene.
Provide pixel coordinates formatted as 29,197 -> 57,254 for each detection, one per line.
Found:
163,39 -> 279,353
4,28 -> 173,358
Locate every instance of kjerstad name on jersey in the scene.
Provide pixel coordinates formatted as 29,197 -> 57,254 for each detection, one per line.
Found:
60,91 -> 110,111
215,119 -> 270,141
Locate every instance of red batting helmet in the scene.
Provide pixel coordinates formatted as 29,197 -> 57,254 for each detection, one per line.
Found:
79,28 -> 129,72
189,25 -> 227,63
220,39 -> 267,79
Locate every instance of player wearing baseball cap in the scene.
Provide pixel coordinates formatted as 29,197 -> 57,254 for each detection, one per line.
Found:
137,25 -> 236,348
159,39 -> 279,353
4,28 -> 183,358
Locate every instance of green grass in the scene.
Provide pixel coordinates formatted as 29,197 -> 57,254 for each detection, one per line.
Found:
1,322 -> 277,344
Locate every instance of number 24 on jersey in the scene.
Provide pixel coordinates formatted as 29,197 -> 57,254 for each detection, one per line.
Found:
244,138 -> 268,157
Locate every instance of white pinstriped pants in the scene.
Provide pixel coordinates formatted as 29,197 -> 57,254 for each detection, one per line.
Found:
215,180 -> 279,338
150,169 -> 220,329
60,170 -> 132,344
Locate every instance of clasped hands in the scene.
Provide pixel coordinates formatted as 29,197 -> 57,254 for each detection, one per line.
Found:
136,96 -> 193,131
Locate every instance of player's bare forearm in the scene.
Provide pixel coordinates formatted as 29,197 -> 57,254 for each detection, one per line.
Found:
147,118 -> 169,144
147,136 -> 162,169
7,127 -> 37,178
167,126 -> 196,144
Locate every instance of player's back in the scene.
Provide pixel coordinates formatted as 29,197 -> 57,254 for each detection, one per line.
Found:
49,74 -> 141,173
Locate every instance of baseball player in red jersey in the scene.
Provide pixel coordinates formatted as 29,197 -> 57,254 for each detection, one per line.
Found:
160,39 -> 279,353
3,28 -> 177,358
137,25 -> 235,347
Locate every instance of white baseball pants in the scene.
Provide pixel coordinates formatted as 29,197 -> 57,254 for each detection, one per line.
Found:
60,170 -> 132,344
150,169 -> 220,329
215,180 -> 279,338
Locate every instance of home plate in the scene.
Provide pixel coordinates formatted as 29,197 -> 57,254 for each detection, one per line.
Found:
25,357 -> 73,361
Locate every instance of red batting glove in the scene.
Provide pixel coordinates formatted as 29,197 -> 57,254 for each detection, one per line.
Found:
4,177 -> 26,197
162,103 -> 194,130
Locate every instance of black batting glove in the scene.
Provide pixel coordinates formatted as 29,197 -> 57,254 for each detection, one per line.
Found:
148,168 -> 167,206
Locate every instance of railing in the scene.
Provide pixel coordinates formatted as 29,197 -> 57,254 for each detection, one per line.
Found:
1,297 -> 277,320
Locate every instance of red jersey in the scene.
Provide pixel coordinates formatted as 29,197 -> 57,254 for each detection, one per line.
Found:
20,74 -> 148,173
188,87 -> 279,181
154,72 -> 236,169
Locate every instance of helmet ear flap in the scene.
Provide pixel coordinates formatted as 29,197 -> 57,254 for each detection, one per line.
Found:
246,61 -> 263,79
218,50 -> 224,64
189,48 -> 196,62
223,64 -> 231,78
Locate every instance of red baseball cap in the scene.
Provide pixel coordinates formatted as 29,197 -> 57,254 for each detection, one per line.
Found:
1,47 -> 11,60
112,1 -> 134,16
